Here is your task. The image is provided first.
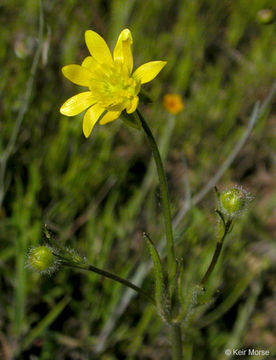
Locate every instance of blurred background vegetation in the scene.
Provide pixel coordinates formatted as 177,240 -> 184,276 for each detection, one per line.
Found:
0,0 -> 276,359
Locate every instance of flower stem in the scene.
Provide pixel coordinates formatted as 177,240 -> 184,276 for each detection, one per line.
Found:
200,219 -> 232,287
61,261 -> 155,305
136,109 -> 176,278
170,324 -> 183,360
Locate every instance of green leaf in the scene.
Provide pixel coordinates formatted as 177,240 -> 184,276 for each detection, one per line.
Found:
144,233 -> 170,322
177,259 -> 185,308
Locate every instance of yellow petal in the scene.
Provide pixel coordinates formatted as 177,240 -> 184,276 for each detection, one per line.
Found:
99,110 -> 121,125
81,56 -> 96,70
133,61 -> 167,84
85,30 -> 113,65
62,65 -> 94,86
126,96 -> 139,114
60,92 -> 95,116
113,28 -> 133,73
82,104 -> 105,138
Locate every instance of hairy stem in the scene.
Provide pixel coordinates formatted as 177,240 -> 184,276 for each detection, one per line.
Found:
62,261 -> 155,305
136,109 -> 176,278
200,220 -> 232,287
170,324 -> 183,360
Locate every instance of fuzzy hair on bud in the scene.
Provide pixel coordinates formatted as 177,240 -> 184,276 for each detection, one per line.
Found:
64,247 -> 88,265
26,245 -> 60,275
219,186 -> 253,218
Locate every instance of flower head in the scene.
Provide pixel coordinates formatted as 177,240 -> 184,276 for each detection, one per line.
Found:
60,29 -> 167,137
162,93 -> 184,115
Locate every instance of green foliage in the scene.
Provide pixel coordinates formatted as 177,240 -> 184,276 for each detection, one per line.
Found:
0,0 -> 275,359
144,233 -> 169,322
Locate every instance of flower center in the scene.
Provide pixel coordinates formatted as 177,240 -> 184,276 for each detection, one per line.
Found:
88,62 -> 140,111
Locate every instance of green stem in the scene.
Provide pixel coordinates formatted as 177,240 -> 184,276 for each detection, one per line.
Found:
200,220 -> 232,287
170,324 -> 183,360
61,261 -> 155,305
136,109 -> 176,278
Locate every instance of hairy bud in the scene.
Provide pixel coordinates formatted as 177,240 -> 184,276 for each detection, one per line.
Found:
219,187 -> 252,218
27,245 -> 59,275
257,9 -> 274,25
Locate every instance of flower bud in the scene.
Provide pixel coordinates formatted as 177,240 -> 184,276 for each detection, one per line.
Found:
219,187 -> 251,218
27,246 -> 59,275
257,9 -> 274,25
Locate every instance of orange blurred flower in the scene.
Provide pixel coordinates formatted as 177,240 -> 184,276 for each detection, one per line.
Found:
162,94 -> 184,115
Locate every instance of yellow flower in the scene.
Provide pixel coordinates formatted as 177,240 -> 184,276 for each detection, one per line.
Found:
60,29 -> 167,137
162,94 -> 184,115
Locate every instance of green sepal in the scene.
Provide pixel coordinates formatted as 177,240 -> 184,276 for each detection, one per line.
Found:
44,225 -> 65,253
144,233 -> 170,322
214,186 -> 220,201
215,209 -> 225,224
121,111 -> 142,130
44,225 -> 87,266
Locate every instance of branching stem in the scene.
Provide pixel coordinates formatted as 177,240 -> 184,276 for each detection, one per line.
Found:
136,109 -> 182,359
